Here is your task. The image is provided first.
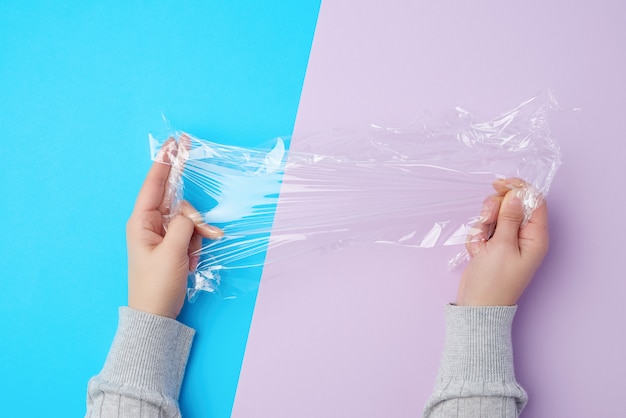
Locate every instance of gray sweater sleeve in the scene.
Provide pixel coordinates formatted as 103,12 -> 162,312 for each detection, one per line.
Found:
86,307 -> 195,418
423,305 -> 528,417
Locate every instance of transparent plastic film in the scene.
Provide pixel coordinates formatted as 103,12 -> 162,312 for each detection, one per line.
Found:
150,91 -> 562,299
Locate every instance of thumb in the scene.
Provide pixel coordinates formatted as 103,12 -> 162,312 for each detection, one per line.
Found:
491,189 -> 525,247
162,214 -> 195,256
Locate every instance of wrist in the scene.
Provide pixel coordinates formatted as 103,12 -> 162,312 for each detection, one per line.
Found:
128,300 -> 180,320
440,305 -> 518,380
456,297 -> 518,307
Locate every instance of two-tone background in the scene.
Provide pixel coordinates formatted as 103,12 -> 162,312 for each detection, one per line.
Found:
1,1 -> 624,417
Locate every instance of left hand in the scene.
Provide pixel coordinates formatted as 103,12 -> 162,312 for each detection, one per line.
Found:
126,139 -> 223,319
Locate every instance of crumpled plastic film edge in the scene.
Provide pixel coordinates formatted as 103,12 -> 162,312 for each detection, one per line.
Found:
148,91 -> 562,300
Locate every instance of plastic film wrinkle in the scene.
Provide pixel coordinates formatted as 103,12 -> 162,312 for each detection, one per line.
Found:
149,91 -> 562,298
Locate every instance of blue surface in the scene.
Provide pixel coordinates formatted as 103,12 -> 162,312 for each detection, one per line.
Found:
0,1 -> 320,416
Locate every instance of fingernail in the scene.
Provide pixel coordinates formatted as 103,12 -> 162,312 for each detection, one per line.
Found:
156,142 -> 168,162
507,189 -> 523,206
506,181 -> 524,189
157,139 -> 177,164
201,224 -> 224,238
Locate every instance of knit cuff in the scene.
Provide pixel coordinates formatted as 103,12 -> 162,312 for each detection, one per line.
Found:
439,305 -> 517,381
100,307 -> 195,401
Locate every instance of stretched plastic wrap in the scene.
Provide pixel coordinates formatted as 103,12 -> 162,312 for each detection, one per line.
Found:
150,92 -> 561,300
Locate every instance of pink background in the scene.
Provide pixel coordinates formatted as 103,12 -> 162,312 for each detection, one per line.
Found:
234,1 -> 626,417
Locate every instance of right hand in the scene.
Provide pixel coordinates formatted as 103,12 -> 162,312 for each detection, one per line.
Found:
455,178 -> 549,306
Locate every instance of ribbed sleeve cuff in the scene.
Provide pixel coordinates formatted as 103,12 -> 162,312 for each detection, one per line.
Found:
439,305 -> 517,381
99,307 -> 195,401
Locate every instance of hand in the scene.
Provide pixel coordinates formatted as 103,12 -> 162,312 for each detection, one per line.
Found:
126,139 -> 223,319
455,178 -> 549,306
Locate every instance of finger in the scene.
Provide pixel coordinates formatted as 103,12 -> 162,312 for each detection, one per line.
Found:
171,133 -> 191,175
179,133 -> 192,156
466,194 -> 502,256
134,138 -> 176,213
519,200 -> 549,260
158,133 -> 193,215
162,214 -> 195,257
492,177 -> 525,196
491,189 -> 525,247
188,232 -> 203,271
179,200 -> 224,239
526,198 -> 548,229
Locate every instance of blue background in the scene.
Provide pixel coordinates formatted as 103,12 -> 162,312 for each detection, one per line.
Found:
0,1 -> 320,416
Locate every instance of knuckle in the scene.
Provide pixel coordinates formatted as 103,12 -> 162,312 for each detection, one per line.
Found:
499,212 -> 523,224
172,214 -> 195,229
